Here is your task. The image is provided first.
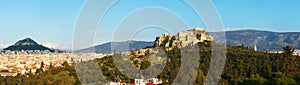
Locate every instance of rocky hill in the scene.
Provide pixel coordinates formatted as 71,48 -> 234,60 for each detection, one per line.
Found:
2,38 -> 55,52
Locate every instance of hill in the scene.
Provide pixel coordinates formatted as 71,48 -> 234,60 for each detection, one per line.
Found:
2,38 -> 55,52
95,41 -> 300,84
209,30 -> 300,51
77,41 -> 154,53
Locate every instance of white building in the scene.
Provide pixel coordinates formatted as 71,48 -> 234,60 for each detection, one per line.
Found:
0,72 -> 18,77
135,79 -> 146,85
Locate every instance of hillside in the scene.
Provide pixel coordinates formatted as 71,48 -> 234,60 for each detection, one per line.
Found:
95,42 -> 300,84
209,30 -> 300,51
2,38 -> 55,52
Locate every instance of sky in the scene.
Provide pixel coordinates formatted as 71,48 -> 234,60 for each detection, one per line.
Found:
0,0 -> 299,50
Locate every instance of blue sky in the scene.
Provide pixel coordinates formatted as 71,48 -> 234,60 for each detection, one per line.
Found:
0,0 -> 299,50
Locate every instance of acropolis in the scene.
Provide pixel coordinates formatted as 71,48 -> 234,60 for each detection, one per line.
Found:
154,27 -> 213,48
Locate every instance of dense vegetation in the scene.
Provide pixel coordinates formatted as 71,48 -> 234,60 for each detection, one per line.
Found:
1,41 -> 300,85
220,44 -> 299,85
97,41 -> 300,85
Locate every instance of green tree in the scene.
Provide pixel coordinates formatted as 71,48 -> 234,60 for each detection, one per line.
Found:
283,45 -> 295,55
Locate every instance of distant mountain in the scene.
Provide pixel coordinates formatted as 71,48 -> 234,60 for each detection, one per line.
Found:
209,30 -> 300,51
77,41 -> 154,53
78,30 -> 300,53
2,38 -> 55,52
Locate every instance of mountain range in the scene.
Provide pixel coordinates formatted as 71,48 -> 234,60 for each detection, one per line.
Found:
209,29 -> 300,51
76,41 -> 153,53
79,29 -> 300,53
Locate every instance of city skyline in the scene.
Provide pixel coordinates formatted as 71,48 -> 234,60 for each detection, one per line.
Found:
0,0 -> 300,50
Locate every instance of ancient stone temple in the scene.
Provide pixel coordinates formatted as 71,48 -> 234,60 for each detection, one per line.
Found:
154,27 -> 213,48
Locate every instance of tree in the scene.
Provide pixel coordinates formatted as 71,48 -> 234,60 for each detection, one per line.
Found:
242,74 -> 266,85
283,45 -> 295,56
140,60 -> 151,70
62,61 -> 70,67
50,63 -> 53,69
41,61 -> 44,68
0,70 -> 9,72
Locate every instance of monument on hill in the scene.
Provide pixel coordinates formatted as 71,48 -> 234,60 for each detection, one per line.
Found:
154,27 -> 213,48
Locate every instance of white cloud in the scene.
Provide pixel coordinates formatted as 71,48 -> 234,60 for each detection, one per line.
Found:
225,27 -> 255,31
0,44 -> 9,49
207,27 -> 255,32
43,43 -> 58,48
43,42 -> 71,50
